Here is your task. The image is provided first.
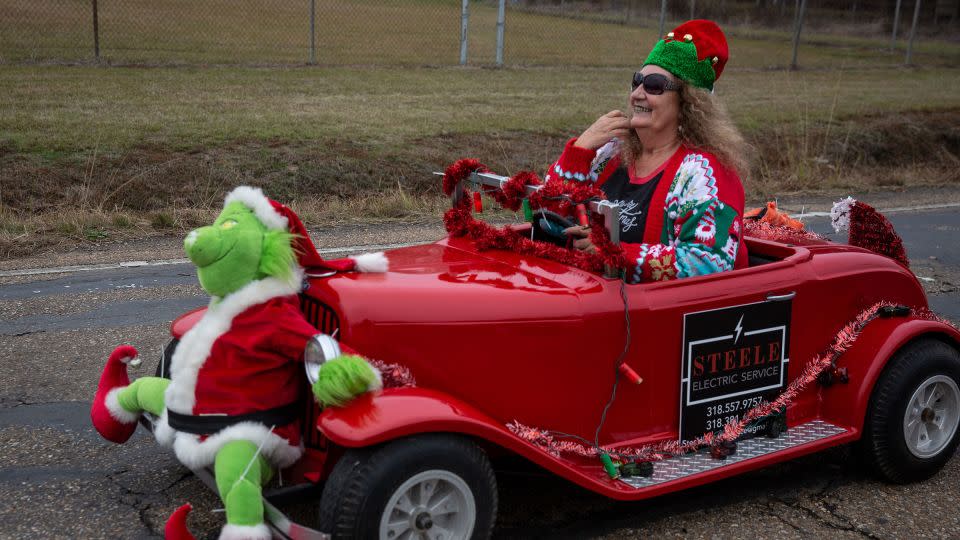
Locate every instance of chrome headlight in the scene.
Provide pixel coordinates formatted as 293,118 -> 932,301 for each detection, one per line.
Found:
304,333 -> 341,385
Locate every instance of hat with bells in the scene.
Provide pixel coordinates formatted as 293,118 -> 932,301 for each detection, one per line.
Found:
643,19 -> 729,92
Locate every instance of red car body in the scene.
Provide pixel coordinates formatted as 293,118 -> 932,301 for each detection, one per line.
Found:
170,232 -> 960,503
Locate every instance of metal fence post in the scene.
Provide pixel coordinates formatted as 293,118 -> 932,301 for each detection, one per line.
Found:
92,0 -> 100,61
309,0 -> 316,64
790,0 -> 808,70
658,0 -> 667,36
459,0 -> 469,66
905,0 -> 922,65
496,0 -> 506,66
891,0 -> 903,50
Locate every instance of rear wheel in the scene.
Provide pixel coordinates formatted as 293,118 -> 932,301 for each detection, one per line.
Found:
859,339 -> 960,483
319,434 -> 497,539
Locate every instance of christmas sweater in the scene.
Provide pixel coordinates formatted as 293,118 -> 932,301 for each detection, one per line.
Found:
155,274 -> 317,470
547,138 -> 747,282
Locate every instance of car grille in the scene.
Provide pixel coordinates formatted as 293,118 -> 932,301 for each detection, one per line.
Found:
298,294 -> 339,450
299,294 -> 340,336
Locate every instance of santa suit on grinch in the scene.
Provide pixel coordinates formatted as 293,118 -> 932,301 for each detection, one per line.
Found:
90,186 -> 386,540
155,278 -> 315,471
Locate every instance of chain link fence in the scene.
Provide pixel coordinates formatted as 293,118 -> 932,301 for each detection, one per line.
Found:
1,0 -> 957,67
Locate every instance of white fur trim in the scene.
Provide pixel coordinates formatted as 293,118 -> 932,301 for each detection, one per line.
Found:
831,197 -> 856,233
171,421 -> 303,471
105,387 -> 139,424
220,523 -> 271,540
350,252 -> 388,273
368,365 -> 383,392
154,409 -> 175,447
224,186 -> 288,231
164,275 -> 301,415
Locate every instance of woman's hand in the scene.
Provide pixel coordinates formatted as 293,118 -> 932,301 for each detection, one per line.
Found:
574,110 -> 632,151
564,226 -> 596,253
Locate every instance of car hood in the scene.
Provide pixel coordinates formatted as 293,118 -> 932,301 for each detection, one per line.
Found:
308,237 -> 608,326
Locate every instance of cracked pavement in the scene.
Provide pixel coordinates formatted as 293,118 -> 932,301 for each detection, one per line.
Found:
1,196 -> 958,539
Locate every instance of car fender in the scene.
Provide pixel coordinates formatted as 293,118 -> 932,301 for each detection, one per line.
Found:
318,387 -> 641,498
818,316 -> 960,433
171,307 -> 206,339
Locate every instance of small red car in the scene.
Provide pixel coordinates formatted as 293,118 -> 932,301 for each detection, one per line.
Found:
149,170 -> 960,539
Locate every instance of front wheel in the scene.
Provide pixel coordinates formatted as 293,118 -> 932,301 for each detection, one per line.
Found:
859,339 -> 960,483
319,434 -> 498,539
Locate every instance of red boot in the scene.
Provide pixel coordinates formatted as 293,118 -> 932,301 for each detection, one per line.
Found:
90,345 -> 140,443
165,504 -> 197,540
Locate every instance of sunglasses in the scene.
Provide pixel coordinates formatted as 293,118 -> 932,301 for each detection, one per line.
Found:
631,72 -> 681,95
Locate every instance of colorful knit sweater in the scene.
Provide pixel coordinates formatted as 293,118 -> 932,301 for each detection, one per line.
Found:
546,138 -> 747,282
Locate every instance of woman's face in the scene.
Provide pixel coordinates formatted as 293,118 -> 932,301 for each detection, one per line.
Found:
629,64 -> 681,138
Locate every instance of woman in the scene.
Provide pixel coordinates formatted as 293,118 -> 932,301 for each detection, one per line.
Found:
547,20 -> 750,283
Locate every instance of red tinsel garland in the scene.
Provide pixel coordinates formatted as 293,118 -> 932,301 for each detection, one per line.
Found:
369,359 -> 416,388
490,171 -> 541,211
508,301 -> 952,463
442,158 -> 488,198
744,221 -> 826,244
440,158 -> 628,274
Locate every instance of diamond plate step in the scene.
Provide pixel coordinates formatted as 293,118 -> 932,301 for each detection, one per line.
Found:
618,420 -> 848,489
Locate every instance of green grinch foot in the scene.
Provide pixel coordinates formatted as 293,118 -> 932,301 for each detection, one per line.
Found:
116,376 -> 169,417
214,440 -> 273,539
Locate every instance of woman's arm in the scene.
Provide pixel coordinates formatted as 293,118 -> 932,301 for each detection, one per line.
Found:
546,110 -> 629,184
545,137 -> 621,184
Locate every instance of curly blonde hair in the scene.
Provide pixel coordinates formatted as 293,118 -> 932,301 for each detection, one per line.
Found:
622,85 -> 750,177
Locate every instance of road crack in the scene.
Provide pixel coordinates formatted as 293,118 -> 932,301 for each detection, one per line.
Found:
771,493 -> 882,539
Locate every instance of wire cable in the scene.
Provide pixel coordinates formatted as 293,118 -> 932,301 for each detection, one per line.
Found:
593,272 -> 632,448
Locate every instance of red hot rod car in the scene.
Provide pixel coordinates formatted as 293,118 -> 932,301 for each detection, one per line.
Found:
148,169 -> 960,539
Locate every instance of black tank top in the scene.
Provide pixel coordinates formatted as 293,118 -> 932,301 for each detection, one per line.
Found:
600,167 -> 664,244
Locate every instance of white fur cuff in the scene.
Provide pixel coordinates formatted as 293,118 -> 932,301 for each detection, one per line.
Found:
350,252 -> 388,273
220,522 -> 271,540
105,387 -> 139,424
154,409 -> 175,447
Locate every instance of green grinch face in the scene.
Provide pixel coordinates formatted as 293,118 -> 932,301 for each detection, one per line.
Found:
185,202 -> 267,297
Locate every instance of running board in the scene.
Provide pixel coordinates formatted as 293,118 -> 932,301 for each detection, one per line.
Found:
618,420 -> 849,490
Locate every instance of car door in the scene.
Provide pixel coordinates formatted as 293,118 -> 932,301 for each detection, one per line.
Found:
598,244 -> 814,446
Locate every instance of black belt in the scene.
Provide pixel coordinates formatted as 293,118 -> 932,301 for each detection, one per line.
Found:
167,401 -> 301,435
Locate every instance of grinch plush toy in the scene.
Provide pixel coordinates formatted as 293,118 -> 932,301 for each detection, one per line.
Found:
90,186 -> 386,539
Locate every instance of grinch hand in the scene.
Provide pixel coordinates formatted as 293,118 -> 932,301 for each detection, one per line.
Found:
90,187 -> 387,539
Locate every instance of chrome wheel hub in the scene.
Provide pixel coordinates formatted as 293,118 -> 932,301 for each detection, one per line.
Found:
380,470 -> 476,540
903,375 -> 960,458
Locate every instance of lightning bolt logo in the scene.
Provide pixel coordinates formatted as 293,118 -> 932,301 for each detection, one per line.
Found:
734,314 -> 744,343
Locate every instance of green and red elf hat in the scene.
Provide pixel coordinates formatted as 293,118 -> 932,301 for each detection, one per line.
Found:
644,19 -> 729,92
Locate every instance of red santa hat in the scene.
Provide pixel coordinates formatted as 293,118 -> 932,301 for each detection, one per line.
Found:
831,197 -> 909,268
224,186 -> 388,273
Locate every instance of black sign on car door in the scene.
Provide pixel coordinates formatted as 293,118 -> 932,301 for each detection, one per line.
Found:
679,299 -> 792,443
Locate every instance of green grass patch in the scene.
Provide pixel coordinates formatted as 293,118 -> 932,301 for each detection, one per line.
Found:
2,0 -> 957,67
2,64 -> 960,156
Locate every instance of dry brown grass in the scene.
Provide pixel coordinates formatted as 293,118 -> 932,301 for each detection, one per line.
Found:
2,108 -> 957,258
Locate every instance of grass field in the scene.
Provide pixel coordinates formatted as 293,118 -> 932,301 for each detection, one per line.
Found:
1,2 -> 959,257
4,65 -> 960,155
2,0 -> 959,67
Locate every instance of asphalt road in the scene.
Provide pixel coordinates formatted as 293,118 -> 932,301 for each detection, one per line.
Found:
0,204 -> 958,539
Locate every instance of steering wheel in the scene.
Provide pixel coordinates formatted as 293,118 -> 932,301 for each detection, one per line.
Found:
531,209 -> 577,246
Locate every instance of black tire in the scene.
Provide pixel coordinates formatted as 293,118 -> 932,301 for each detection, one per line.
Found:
318,434 -> 498,539
858,338 -> 960,483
